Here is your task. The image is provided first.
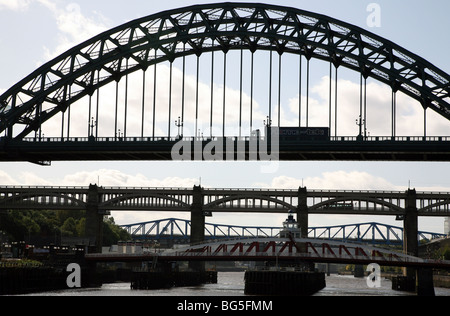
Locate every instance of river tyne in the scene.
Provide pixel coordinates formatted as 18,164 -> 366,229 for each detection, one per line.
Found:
21,272 -> 450,296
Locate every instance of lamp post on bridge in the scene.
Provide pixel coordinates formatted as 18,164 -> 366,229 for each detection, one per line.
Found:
175,116 -> 183,139
356,115 -> 366,140
89,117 -> 97,140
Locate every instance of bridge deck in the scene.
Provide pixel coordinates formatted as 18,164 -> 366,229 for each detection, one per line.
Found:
1,186 -> 449,216
1,137 -> 450,162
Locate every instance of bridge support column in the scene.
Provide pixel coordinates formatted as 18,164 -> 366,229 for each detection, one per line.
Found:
190,186 -> 205,271
296,187 -> 308,239
296,187 -> 314,272
85,184 -> 104,253
403,189 -> 419,280
403,189 -> 434,295
190,186 -> 205,245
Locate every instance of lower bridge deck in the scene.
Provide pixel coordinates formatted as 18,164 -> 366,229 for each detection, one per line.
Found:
85,238 -> 450,270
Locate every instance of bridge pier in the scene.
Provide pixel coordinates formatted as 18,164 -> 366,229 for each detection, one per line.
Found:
296,187 -> 309,239
189,186 -> 205,272
400,189 -> 435,295
403,189 -> 419,279
296,187 -> 316,271
85,184 -> 104,253
190,186 -> 205,245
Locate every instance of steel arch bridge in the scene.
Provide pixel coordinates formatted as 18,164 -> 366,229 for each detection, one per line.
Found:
120,218 -> 447,246
1,2 -> 450,162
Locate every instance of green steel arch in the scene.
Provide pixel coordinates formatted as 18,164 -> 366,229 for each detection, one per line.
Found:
1,2 -> 450,140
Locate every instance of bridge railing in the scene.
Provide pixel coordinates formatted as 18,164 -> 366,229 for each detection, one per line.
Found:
0,186 -> 448,196
330,136 -> 450,142
0,185 -> 88,190
6,135 -> 450,143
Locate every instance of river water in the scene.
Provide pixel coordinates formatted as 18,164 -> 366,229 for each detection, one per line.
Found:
22,272 -> 450,296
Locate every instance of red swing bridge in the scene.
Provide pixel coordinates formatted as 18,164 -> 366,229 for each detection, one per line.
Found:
85,237 -> 450,270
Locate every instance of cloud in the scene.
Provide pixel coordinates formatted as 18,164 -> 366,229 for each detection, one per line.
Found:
4,167 -> 199,188
18,171 -> 53,186
257,170 -> 450,193
0,170 -> 19,185
287,75 -> 449,137
255,170 -> 397,191
0,0 -> 31,11
60,169 -> 199,188
36,1 -> 110,60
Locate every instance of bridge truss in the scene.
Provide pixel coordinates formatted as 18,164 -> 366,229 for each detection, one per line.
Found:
0,3 -> 450,162
120,218 -> 446,246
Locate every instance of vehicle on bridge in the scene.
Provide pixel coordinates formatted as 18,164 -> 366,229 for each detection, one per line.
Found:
328,202 -> 355,210
267,127 -> 330,141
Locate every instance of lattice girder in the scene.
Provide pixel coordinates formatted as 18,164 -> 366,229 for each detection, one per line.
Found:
1,2 -> 449,139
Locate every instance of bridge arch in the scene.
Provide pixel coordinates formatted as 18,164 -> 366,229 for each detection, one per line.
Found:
100,193 -> 190,210
419,200 -> 450,214
309,196 -> 404,214
1,2 -> 450,140
0,192 -> 87,209
205,194 -> 295,212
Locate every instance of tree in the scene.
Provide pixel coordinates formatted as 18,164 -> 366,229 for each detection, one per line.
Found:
61,217 -> 78,237
0,210 -> 129,245
76,218 -> 86,237
102,216 -> 131,246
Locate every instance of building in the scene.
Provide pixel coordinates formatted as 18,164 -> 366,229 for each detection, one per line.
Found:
279,210 -> 302,239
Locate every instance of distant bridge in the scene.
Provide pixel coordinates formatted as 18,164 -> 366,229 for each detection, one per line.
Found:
120,218 -> 447,246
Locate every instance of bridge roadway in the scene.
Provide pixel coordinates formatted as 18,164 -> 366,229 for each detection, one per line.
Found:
84,237 -> 450,270
1,136 -> 450,163
0,185 -> 449,216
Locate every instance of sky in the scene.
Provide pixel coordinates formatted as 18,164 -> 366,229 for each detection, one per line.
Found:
0,0 -> 450,234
